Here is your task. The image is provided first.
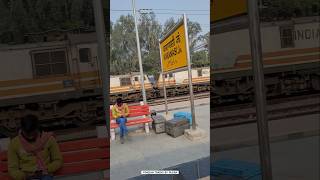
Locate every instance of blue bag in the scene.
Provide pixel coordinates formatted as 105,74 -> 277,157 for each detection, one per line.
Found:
173,112 -> 192,125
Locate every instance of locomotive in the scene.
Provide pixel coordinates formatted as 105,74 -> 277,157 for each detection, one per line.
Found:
210,16 -> 320,105
0,33 -> 104,136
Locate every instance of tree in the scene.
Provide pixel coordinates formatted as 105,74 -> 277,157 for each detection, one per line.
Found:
162,17 -> 176,37
187,19 -> 202,53
110,15 -> 137,74
0,0 -> 96,44
110,13 -> 209,75
110,12 -> 163,75
138,12 -> 162,76
162,17 -> 203,52
192,32 -> 209,68
192,50 -> 209,67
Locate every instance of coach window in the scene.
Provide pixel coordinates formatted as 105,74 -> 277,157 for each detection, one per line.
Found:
120,77 -> 131,86
197,69 -> 202,77
134,77 -> 139,81
280,26 -> 294,48
33,50 -> 67,77
79,48 -> 91,63
169,73 -> 173,78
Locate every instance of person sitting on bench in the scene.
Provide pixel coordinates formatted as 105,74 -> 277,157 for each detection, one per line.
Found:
7,115 -> 63,180
112,98 -> 129,144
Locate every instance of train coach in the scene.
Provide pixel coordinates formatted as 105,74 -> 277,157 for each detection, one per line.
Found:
110,73 -> 154,103
109,67 -> 210,103
157,67 -> 210,96
0,33 -> 104,136
210,16 -> 320,104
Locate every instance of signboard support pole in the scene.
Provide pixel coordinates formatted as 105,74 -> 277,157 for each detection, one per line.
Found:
162,74 -> 169,116
93,0 -> 109,133
132,0 -> 147,104
247,0 -> 273,179
158,40 -> 169,116
183,14 -> 196,130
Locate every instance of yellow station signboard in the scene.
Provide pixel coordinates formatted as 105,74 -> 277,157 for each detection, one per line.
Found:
211,0 -> 247,22
160,21 -> 188,73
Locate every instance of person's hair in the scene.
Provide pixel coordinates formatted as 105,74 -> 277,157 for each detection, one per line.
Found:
20,114 -> 40,133
116,97 -> 123,104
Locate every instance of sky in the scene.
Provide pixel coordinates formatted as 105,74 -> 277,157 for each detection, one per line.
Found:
110,0 -> 210,34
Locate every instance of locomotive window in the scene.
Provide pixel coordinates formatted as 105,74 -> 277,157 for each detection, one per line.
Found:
51,51 -> 66,63
35,65 -> 51,76
280,26 -> 294,48
134,76 -> 146,81
52,63 -> 67,74
33,50 -> 68,77
34,52 -> 50,64
197,69 -> 203,77
120,77 -> 131,86
79,48 -> 91,63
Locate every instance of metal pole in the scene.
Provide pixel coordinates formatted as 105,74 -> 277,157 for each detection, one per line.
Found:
183,14 -> 196,130
247,0 -> 273,179
132,0 -> 147,104
93,0 -> 109,131
162,74 -> 169,115
158,41 -> 169,115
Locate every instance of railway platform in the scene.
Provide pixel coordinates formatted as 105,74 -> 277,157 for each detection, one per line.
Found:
212,113 -> 320,180
213,135 -> 319,180
110,99 -> 210,180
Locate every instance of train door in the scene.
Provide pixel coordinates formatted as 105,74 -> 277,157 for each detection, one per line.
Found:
76,44 -> 100,89
202,68 -> 210,77
133,75 -> 142,89
165,73 -> 175,85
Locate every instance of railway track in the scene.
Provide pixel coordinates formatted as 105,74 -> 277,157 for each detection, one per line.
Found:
3,93 -> 318,140
212,91 -> 320,112
50,93 -> 319,140
45,94 -> 209,141
211,93 -> 320,128
0,93 -> 210,139
51,93 -> 210,141
129,92 -> 210,106
53,125 -> 99,142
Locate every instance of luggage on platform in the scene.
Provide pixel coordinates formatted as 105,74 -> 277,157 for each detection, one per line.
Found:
173,112 -> 192,125
165,118 -> 190,137
151,114 -> 166,134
